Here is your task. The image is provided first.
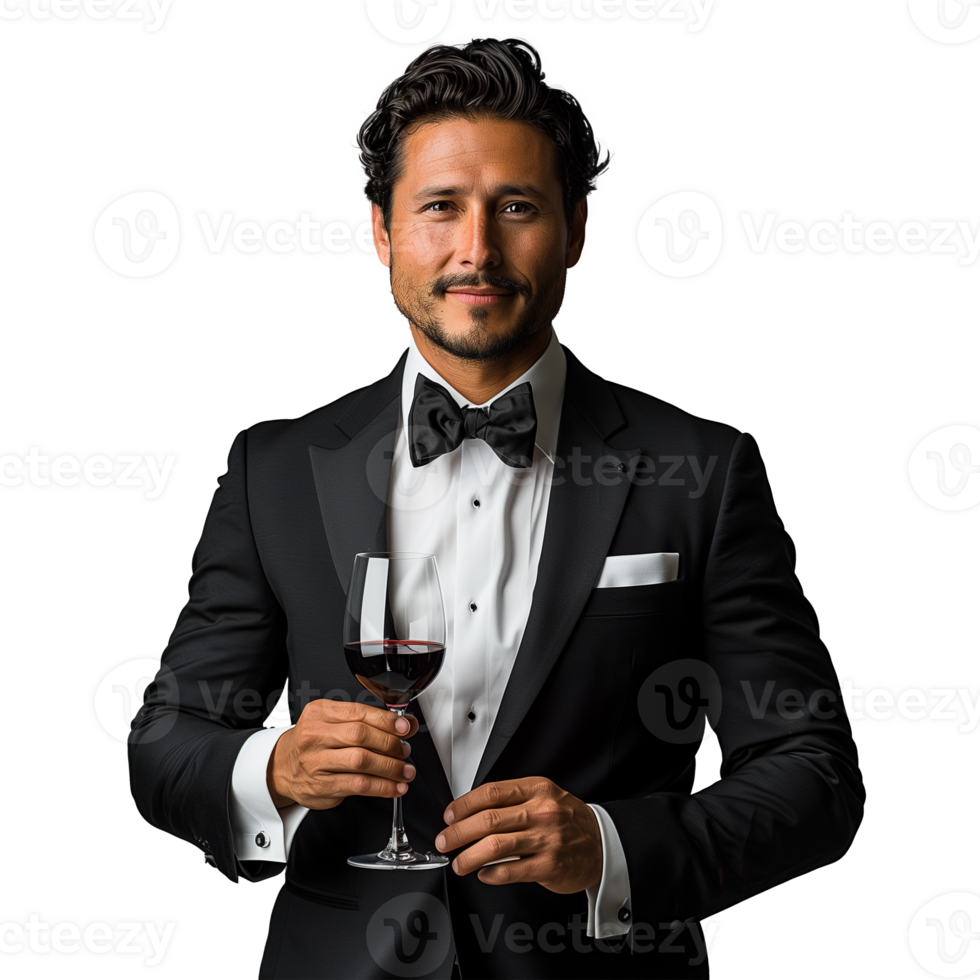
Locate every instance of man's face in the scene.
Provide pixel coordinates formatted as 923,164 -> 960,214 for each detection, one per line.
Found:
372,114 -> 586,362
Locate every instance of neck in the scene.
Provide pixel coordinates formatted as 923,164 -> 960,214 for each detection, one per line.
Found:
409,324 -> 553,404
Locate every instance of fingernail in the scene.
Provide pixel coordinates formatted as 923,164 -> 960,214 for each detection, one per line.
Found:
452,859 -> 459,874
403,764 -> 416,780
401,740 -> 411,758
397,782 -> 408,793
395,718 -> 409,734
435,834 -> 446,851
444,809 -> 454,824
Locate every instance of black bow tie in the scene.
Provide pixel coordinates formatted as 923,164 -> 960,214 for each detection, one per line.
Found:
408,373 -> 538,469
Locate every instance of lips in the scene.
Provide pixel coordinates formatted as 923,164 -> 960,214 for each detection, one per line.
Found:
445,289 -> 515,306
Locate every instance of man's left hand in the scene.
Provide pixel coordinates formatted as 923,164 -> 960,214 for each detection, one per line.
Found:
434,777 -> 603,894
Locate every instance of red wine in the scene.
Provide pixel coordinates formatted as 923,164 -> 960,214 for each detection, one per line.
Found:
344,640 -> 445,707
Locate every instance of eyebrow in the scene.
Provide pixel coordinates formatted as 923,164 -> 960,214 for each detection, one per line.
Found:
412,183 -> 549,202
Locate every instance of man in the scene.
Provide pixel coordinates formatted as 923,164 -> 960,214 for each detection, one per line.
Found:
130,38 -> 865,979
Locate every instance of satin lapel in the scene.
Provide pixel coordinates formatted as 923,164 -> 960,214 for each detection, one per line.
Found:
470,350 -> 639,790
308,348 -> 453,806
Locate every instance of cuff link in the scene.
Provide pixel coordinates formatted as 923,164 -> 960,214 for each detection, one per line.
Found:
255,831 -> 270,848
618,906 -> 630,923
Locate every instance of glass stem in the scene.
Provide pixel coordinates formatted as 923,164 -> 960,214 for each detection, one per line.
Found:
385,707 -> 412,857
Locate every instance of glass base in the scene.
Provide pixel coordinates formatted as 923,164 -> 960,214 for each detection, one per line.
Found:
348,848 -> 450,870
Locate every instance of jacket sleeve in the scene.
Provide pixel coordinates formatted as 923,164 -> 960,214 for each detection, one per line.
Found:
128,428 -> 290,883
601,431 -> 866,925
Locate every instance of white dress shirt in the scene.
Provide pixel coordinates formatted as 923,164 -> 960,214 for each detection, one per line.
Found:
229,328 -> 631,938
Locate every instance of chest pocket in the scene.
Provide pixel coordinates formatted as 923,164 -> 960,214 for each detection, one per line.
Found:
579,578 -> 683,618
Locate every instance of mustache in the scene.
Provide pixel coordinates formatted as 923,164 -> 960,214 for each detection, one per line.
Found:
431,273 -> 530,298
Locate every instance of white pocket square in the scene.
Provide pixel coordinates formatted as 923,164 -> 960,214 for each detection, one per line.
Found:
595,552 -> 679,589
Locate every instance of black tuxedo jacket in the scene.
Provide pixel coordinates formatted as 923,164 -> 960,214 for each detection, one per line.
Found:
129,345 -> 865,979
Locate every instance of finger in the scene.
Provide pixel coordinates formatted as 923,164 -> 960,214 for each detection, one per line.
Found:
435,780 -> 552,851
296,719 -> 413,761
449,832 -> 542,877
443,777 -> 543,828
310,699 -> 419,740
314,746 -> 417,784
319,771 -> 410,802
476,853 -> 549,886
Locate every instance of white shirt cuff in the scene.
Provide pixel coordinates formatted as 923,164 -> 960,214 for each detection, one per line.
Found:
585,803 -> 632,938
229,726 -> 310,863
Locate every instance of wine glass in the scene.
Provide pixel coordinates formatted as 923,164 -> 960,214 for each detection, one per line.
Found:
344,552 -> 450,870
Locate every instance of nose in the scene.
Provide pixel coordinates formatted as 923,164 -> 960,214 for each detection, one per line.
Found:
455,205 -> 501,272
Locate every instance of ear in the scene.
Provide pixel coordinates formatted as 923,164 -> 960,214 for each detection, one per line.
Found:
371,202 -> 391,268
566,196 -> 587,269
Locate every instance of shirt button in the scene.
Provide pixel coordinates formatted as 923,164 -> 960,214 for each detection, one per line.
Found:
468,711 -> 476,721
472,498 -> 481,509
469,601 -> 477,612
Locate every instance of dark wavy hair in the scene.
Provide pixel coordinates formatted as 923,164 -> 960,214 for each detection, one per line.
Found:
356,38 -> 611,234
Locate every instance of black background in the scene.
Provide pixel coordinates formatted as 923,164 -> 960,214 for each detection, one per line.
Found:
0,0 -> 980,977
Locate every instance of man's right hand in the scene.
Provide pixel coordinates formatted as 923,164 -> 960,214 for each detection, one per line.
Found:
267,699 -> 419,809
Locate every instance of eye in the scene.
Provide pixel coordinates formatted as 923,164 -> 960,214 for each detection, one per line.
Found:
502,202 -> 533,215
422,201 -> 453,213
